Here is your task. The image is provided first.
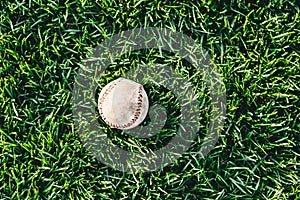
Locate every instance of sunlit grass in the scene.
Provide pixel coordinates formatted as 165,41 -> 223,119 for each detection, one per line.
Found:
0,0 -> 299,199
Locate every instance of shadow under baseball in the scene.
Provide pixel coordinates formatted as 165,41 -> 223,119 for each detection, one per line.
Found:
95,82 -> 182,154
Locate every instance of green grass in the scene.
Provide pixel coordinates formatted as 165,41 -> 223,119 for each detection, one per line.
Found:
1,0 -> 299,199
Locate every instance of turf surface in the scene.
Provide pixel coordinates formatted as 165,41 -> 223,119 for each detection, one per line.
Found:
0,0 -> 299,199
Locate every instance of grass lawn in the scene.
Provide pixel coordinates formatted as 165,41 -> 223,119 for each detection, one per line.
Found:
0,0 -> 299,199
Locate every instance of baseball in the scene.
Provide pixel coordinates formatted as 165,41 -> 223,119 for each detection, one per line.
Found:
98,78 -> 149,130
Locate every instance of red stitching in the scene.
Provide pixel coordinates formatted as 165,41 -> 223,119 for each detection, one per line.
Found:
120,85 -> 144,128
99,79 -> 145,129
99,78 -> 122,126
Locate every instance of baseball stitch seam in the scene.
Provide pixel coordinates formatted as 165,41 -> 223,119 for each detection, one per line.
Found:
99,79 -> 144,129
121,85 -> 144,129
98,78 -> 122,128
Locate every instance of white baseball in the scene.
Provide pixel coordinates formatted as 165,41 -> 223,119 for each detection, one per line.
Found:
98,78 -> 149,130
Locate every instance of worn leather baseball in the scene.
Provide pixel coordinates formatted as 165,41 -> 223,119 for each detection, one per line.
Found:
98,78 -> 149,130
